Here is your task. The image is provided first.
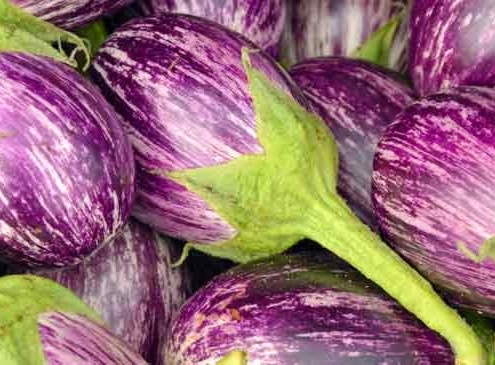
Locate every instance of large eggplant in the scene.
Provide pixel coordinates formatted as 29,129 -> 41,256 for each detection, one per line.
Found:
280,0 -> 407,69
166,253 -> 454,364
372,86 -> 495,316
91,13 -> 306,245
0,275 -> 147,364
290,57 -> 414,229
91,15 -> 486,363
0,53 -> 135,268
138,0 -> 286,55
29,219 -> 191,364
10,0 -> 133,28
409,0 -> 495,96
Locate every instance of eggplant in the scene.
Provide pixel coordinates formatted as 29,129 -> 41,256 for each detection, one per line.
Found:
290,57 -> 414,229
166,253 -> 454,364
409,0 -> 495,96
91,14 -> 486,364
280,0 -> 407,69
10,0 -> 133,28
372,86 -> 495,316
0,52 -> 135,268
0,275 -> 147,364
28,219 -> 190,364
138,0 -> 286,55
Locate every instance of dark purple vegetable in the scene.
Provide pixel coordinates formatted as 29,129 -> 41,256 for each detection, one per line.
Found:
290,57 -> 414,229
280,0 -> 407,68
91,14 -> 486,363
11,0 -> 134,28
166,253 -> 454,364
0,53 -> 135,268
29,219 -> 190,364
0,274 -> 147,364
409,0 -> 495,96
39,312 -> 148,365
92,14 -> 305,245
372,86 -> 495,316
138,0 -> 286,55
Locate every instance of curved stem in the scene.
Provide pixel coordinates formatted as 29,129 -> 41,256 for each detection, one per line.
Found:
304,193 -> 485,365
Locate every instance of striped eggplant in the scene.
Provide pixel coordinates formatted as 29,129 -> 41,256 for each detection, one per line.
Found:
28,219 -> 190,364
0,53 -> 135,268
10,0 -> 134,28
290,57 -> 414,230
372,86 -> 495,316
409,0 -> 495,96
0,275 -> 147,364
138,0 -> 286,55
280,0 -> 408,69
91,14 -> 486,364
166,253 -> 454,364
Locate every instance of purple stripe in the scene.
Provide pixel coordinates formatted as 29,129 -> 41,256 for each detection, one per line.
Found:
166,254 -> 453,364
11,0 -> 133,28
91,14 -> 303,243
290,57 -> 413,229
0,53 -> 135,268
39,312 -> 147,364
372,85 -> 495,315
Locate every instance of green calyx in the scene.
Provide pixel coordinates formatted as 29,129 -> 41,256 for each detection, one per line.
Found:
0,275 -> 101,365
0,0 -> 90,70
216,350 -> 248,365
170,48 -> 339,264
169,48 -> 486,364
352,9 -> 404,68
458,237 -> 495,264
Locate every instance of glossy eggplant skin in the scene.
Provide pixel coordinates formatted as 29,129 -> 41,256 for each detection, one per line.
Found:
11,0 -> 133,28
166,253 -> 453,364
290,57 -> 414,230
409,0 -> 495,96
138,0 -> 286,55
30,219 -> 191,364
372,86 -> 495,315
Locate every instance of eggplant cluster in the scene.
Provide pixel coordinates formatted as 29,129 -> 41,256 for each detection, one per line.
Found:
2,1 -> 495,365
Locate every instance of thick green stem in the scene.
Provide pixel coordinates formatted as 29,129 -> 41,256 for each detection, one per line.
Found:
304,193 -> 485,365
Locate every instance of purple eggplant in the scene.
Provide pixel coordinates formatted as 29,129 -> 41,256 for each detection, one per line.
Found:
91,14 -> 486,363
372,86 -> 495,316
0,53 -> 135,268
0,274 -> 147,364
166,253 -> 454,364
409,0 -> 495,96
39,312 -> 148,365
280,0 -> 407,69
290,57 -> 414,229
28,219 -> 190,364
10,0 -> 134,29
138,0 -> 286,55
92,14 -> 306,245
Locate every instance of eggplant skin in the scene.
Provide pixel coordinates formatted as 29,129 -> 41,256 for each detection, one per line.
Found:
372,86 -> 495,316
409,0 -> 495,96
10,0 -> 133,29
280,0 -> 405,67
165,253 -> 453,365
91,14 -> 306,244
0,53 -> 135,268
31,219 -> 191,365
290,57 -> 413,230
138,0 -> 286,55
38,312 -> 147,364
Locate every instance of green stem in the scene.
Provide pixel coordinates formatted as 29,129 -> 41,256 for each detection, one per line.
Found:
216,350 -> 248,365
304,193 -> 485,365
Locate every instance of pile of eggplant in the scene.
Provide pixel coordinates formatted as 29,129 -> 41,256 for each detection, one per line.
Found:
1,0 -> 495,364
